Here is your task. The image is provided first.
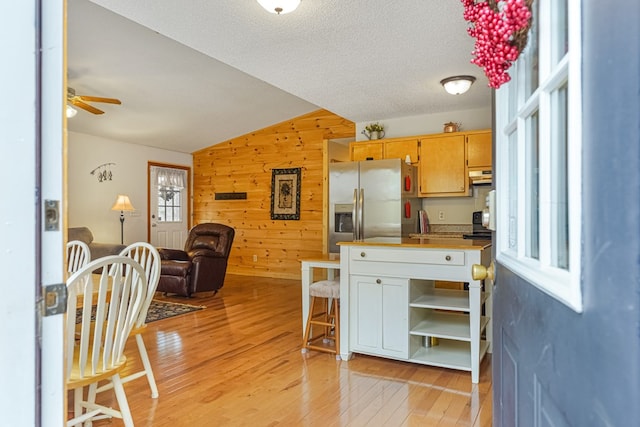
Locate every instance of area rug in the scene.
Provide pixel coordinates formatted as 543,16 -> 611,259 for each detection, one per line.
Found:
76,300 -> 205,324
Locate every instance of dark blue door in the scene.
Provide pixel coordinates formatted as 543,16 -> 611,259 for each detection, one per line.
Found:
492,1 -> 640,425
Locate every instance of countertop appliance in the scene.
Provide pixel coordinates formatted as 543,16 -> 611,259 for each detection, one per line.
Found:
329,158 -> 419,253
463,210 -> 492,240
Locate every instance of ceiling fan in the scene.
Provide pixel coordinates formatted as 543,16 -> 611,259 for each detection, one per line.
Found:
67,87 -> 121,115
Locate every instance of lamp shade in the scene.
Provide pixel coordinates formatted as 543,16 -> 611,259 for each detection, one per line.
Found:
440,75 -> 476,95
257,0 -> 300,14
111,194 -> 135,212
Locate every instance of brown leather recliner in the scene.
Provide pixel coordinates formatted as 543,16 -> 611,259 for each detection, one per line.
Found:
157,223 -> 235,297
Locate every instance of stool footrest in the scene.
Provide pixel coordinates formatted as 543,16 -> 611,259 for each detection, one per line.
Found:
302,295 -> 340,356
305,344 -> 337,354
306,335 -> 336,345
309,320 -> 334,327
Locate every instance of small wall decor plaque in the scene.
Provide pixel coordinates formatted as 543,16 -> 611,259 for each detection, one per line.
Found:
270,167 -> 301,220
215,192 -> 248,200
90,162 -> 115,182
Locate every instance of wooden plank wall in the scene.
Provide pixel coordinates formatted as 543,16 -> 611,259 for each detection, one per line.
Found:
192,109 -> 354,279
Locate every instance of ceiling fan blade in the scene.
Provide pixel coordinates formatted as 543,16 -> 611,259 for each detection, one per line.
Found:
71,98 -> 105,115
78,95 -> 121,105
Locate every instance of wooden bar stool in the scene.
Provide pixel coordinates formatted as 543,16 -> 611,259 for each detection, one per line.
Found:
301,279 -> 340,359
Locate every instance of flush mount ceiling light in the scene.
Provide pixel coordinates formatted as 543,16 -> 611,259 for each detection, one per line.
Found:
440,75 -> 476,95
257,0 -> 300,14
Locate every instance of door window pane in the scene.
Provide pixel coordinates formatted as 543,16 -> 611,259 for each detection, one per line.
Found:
526,112 -> 539,260
508,64 -> 519,122
508,131 -> 518,250
552,0 -> 569,66
158,187 -> 182,223
551,84 -> 569,269
523,0 -> 539,97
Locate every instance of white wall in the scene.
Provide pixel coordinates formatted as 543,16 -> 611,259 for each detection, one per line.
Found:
68,131 -> 192,244
422,185 -> 490,225
356,105 -> 493,225
355,106 -> 491,141
328,138 -> 351,162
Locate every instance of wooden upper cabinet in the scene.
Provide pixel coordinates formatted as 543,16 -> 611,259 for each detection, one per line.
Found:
466,130 -> 492,168
350,137 -> 419,163
383,137 -> 419,163
419,134 -> 468,197
350,141 -> 384,161
350,129 -> 491,197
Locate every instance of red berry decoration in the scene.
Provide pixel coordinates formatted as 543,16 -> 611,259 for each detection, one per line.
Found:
462,0 -> 533,88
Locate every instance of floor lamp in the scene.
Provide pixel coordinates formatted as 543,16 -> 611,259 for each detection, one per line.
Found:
111,194 -> 135,244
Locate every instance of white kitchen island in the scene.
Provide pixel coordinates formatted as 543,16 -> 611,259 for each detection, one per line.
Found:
338,237 -> 492,383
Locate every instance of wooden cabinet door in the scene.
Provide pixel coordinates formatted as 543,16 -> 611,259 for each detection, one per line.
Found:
467,131 -> 492,168
384,138 -> 419,163
350,142 -> 383,161
419,134 -> 467,196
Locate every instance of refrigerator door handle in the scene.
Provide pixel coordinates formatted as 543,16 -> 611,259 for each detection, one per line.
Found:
359,188 -> 364,240
352,188 -> 359,240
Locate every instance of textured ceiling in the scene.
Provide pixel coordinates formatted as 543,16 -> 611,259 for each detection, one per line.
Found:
68,0 -> 491,153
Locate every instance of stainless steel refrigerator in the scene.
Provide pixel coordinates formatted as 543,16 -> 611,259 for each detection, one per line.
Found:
329,158 -> 419,253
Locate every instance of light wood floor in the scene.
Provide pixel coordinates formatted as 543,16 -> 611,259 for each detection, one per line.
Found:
78,274 -> 492,426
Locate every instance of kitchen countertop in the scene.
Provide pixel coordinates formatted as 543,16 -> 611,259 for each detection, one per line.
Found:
337,236 -> 492,250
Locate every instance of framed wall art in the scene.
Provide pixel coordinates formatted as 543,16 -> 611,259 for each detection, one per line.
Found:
270,167 -> 301,220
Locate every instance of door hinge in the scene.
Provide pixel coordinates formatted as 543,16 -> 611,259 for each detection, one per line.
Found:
43,283 -> 67,316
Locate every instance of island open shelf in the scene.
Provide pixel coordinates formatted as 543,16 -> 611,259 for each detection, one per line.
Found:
410,338 -> 491,371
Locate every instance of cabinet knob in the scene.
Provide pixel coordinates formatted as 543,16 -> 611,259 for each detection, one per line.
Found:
360,252 -> 366,258
471,261 -> 495,281
376,278 -> 382,284
445,255 -> 451,261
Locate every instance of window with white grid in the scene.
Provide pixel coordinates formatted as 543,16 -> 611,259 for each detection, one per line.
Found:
495,0 -> 582,311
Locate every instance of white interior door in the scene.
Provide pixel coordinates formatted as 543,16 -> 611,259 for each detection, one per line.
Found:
0,0 -> 65,425
150,165 -> 189,249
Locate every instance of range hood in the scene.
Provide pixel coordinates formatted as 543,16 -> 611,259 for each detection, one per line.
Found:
469,169 -> 492,185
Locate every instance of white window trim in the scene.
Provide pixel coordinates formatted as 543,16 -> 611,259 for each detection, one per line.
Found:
495,0 -> 582,312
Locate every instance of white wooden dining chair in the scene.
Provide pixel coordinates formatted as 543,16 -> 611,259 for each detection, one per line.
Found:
94,242 -> 162,398
66,240 -> 91,274
66,255 -> 147,427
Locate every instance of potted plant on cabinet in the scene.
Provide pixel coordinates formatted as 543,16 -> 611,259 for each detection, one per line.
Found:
362,122 -> 385,140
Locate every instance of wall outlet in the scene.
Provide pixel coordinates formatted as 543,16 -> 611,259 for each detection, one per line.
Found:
252,254 -> 258,262
438,211 -> 445,221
